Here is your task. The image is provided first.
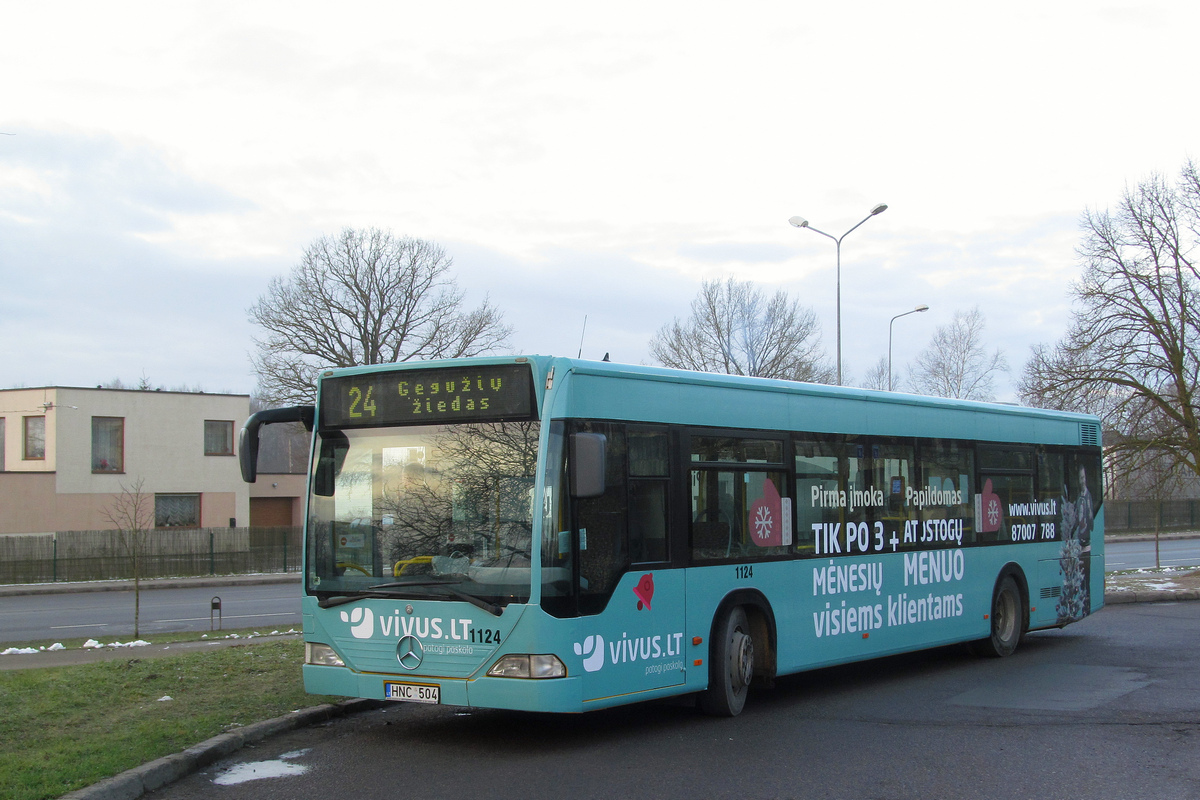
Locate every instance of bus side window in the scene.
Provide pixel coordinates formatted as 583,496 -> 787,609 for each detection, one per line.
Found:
917,440 -> 976,545
977,446 -> 1035,543
691,469 -> 738,559
690,434 -> 788,562
870,438 -> 915,524
629,481 -> 668,562
1038,449 -> 1065,501
574,422 -> 628,614
628,429 -> 669,564
793,434 -> 842,556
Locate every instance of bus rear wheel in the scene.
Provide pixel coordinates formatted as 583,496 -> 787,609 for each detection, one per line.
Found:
699,606 -> 754,717
972,575 -> 1024,658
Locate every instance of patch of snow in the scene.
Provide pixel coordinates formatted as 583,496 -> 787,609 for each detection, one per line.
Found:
2,647 -> 39,655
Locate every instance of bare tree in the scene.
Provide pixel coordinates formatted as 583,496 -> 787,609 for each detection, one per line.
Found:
250,228 -> 513,405
1130,447 -> 1189,567
103,478 -> 153,637
860,356 -> 890,391
908,307 -> 1007,400
649,277 -> 834,383
1020,161 -> 1200,478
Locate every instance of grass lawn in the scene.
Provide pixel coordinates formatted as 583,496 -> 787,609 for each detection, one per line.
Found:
0,631 -> 335,800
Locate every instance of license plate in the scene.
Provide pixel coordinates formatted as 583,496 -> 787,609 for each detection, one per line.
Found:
384,682 -> 440,704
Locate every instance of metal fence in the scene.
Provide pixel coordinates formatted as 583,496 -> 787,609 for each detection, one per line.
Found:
1104,500 -> 1200,533
0,526 -> 302,585
2,503 -> 1191,584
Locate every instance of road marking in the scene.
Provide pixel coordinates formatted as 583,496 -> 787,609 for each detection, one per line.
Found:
156,613 -> 297,623
50,623 -> 109,629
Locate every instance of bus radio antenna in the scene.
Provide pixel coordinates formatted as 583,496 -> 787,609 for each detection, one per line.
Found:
577,315 -> 588,359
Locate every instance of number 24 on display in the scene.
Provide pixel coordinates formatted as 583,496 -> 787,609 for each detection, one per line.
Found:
348,386 -> 376,418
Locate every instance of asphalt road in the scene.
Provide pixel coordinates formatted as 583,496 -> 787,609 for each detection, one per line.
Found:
1105,537 -> 1200,571
0,582 -> 301,644
147,601 -> 1200,800
2,538 -> 1196,645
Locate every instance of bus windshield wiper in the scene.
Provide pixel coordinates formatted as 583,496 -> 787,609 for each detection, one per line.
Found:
370,578 -> 463,589
316,590 -> 392,609
366,580 -> 503,617
313,583 -> 462,609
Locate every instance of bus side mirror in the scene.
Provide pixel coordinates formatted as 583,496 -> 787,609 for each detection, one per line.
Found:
570,433 -> 607,499
239,406 -> 314,483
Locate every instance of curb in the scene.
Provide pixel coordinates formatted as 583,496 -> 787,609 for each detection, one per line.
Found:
0,573 -> 300,598
59,699 -> 381,800
1104,589 -> 1200,604
1104,532 -> 1200,542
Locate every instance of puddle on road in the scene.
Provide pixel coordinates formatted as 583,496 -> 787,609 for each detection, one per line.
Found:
213,749 -> 311,785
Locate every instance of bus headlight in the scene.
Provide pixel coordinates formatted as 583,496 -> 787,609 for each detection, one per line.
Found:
486,654 -> 567,679
306,642 -> 345,667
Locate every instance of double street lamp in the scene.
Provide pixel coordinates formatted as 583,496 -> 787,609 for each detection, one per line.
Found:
888,304 -> 929,391
789,203 -> 888,386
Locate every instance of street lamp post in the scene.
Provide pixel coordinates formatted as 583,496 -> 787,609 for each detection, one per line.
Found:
789,203 -> 888,385
888,304 -> 929,391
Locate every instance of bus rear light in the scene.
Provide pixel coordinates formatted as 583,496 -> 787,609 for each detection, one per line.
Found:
486,654 -> 567,679
306,643 -> 345,667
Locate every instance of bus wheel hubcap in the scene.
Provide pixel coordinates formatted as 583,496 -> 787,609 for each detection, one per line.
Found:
731,630 -> 753,690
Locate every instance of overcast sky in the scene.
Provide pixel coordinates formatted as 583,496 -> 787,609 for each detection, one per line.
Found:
2,1 -> 1197,401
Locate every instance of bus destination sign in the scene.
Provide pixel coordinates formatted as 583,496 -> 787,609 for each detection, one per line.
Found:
320,363 -> 537,428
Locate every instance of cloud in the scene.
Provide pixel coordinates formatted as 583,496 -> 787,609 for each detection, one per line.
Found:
0,130 -> 280,391
1,129 -> 253,236
447,239 -> 693,365
4,2 -> 1195,404
677,241 -> 796,265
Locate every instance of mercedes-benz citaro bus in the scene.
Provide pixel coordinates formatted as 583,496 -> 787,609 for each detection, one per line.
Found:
239,355 -> 1103,716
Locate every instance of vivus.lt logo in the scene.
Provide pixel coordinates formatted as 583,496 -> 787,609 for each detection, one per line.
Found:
574,635 -> 605,672
342,607 -> 374,639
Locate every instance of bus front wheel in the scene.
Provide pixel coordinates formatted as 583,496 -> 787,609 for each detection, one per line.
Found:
972,575 -> 1024,658
699,606 -> 754,717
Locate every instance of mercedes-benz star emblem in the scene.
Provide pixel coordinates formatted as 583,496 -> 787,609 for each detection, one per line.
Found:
396,635 -> 424,670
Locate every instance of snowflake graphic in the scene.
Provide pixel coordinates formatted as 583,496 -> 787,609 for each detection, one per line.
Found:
754,506 -> 774,539
986,498 -> 1001,527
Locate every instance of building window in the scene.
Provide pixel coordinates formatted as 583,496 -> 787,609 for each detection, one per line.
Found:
23,416 -> 45,460
204,420 -> 234,456
92,417 -> 124,473
156,494 -> 200,528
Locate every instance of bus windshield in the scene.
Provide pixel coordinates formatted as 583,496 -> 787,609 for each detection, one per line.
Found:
305,421 -> 540,608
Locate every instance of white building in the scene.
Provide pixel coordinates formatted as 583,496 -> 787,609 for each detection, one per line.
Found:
0,386 -> 305,535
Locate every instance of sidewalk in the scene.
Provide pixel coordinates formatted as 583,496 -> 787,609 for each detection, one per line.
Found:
1103,566 -> 1200,603
1102,530 -> 1200,603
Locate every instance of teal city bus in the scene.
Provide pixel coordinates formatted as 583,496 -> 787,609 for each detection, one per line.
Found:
240,355 -> 1103,716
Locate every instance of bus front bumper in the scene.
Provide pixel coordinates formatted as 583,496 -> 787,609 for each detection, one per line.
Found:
303,664 -> 586,713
